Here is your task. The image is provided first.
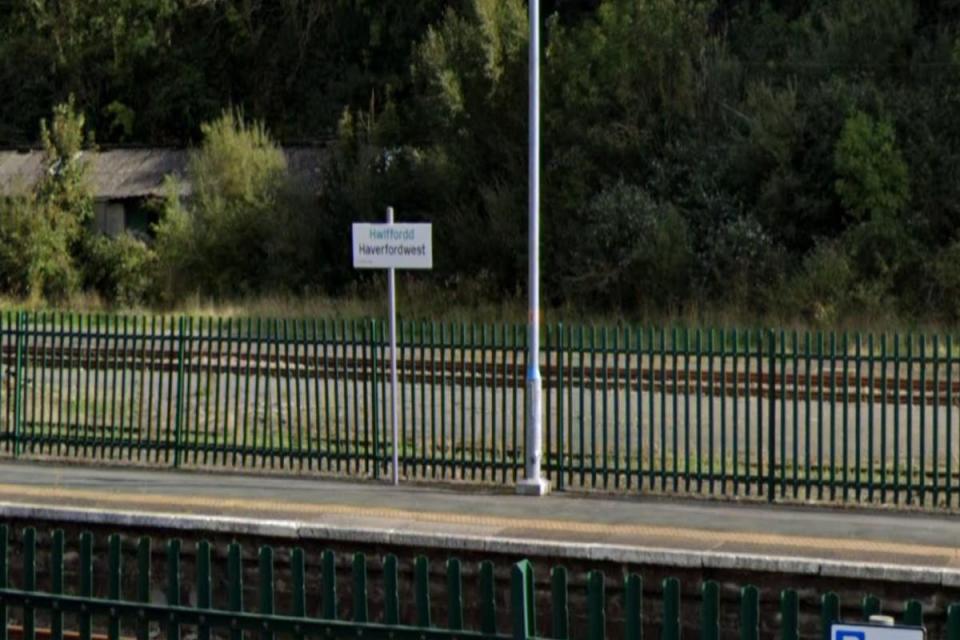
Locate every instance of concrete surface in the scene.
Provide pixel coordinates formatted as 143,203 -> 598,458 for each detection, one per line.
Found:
0,461 -> 956,585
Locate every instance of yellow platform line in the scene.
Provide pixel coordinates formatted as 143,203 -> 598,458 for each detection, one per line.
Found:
0,483 -> 954,561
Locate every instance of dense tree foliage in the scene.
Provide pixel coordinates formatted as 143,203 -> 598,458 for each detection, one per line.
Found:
0,0 -> 464,144
0,97 -> 93,301
2,0 -> 960,323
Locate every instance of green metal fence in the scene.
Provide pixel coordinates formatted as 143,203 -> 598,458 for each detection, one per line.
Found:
0,524 -> 949,640
2,311 -> 959,507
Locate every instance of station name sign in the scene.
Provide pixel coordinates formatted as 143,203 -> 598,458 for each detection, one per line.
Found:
352,223 -> 433,270
832,624 -> 924,640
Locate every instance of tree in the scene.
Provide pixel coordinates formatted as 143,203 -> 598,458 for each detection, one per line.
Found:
154,110 -> 293,300
403,0 -> 530,290
3,0 -> 960,321
0,97 -> 93,301
38,95 -> 94,236
834,110 -> 910,222
566,181 -> 693,311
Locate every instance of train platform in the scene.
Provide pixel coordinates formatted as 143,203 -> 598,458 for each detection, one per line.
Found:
0,461 -> 956,585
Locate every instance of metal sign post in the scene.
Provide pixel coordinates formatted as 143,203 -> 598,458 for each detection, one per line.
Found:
352,210 -> 432,485
386,207 -> 399,486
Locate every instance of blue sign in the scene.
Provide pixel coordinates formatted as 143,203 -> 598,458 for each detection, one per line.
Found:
831,623 -> 924,640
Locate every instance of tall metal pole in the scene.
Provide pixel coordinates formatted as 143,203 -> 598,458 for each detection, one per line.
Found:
387,206 -> 400,486
518,0 -> 549,496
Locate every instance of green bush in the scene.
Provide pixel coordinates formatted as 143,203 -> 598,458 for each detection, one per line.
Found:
154,110 -> 294,301
0,98 -> 95,303
567,182 -> 693,311
787,241 -> 857,325
83,233 -> 157,307
834,110 -> 910,221
0,195 -> 78,302
700,215 -> 785,313
926,241 -> 960,322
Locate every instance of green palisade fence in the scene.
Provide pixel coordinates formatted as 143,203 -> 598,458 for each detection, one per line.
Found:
0,524 -> 946,640
3,312 -> 960,507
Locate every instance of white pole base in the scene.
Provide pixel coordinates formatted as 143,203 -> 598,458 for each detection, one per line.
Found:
516,477 -> 551,496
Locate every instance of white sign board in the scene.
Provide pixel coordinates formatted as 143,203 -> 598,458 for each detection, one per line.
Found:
832,624 -> 924,640
352,223 -> 432,270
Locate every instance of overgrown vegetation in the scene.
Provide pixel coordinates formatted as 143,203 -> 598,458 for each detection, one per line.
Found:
2,0 -> 960,326
154,111 -> 305,301
0,97 -> 91,301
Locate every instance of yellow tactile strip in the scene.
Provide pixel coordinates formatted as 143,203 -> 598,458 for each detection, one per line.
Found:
0,483 -> 954,561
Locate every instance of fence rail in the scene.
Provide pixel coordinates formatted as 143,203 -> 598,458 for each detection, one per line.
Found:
2,311 -> 960,508
0,524 -> 950,640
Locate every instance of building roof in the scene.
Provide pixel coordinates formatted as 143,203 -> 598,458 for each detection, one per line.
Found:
0,147 -> 325,201
91,149 -> 190,200
0,150 -> 45,196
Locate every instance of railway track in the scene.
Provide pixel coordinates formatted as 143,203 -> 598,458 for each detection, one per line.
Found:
1,345 -> 957,406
